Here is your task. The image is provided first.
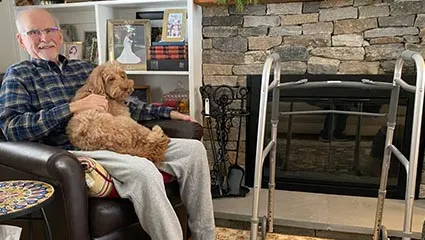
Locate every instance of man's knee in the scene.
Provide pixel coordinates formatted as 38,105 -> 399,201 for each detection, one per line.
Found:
187,139 -> 206,154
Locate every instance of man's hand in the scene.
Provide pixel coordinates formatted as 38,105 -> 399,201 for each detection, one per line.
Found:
69,94 -> 108,113
170,110 -> 197,123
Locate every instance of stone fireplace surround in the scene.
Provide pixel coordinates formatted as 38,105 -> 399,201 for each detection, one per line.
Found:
200,0 -> 425,197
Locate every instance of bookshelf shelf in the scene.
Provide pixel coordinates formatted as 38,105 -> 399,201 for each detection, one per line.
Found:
126,70 -> 189,75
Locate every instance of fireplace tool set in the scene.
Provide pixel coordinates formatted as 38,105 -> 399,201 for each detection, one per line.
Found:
200,84 -> 250,198
250,50 -> 425,240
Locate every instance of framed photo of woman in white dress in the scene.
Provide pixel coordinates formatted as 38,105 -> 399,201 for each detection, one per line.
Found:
108,19 -> 151,70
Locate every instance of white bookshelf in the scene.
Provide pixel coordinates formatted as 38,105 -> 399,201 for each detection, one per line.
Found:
127,70 -> 189,75
11,0 -> 203,121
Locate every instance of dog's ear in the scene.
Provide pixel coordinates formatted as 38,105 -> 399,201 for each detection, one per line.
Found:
87,65 -> 106,95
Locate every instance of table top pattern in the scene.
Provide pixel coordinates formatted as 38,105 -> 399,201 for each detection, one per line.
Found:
0,180 -> 54,217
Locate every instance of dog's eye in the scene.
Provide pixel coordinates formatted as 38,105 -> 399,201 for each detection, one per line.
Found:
108,77 -> 115,81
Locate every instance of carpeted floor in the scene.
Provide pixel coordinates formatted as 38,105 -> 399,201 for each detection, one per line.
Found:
215,227 -> 333,240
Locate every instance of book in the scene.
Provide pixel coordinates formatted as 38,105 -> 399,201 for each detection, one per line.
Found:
147,59 -> 188,71
150,54 -> 187,60
152,41 -> 186,46
150,49 -> 188,55
150,46 -> 187,51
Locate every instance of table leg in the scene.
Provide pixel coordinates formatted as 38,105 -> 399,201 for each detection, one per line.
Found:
40,208 -> 52,240
28,212 -> 33,240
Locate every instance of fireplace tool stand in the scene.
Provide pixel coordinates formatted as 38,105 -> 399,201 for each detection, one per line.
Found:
200,84 -> 250,198
250,50 -> 425,240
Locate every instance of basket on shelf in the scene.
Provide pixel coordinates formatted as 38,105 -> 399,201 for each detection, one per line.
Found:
162,85 -> 189,114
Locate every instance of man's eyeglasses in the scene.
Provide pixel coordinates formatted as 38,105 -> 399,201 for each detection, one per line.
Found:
20,27 -> 61,37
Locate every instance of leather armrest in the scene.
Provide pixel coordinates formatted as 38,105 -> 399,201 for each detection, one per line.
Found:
0,141 -> 89,240
140,119 -> 203,140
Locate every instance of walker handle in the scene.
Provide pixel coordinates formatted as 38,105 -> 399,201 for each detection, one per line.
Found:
400,50 -> 418,62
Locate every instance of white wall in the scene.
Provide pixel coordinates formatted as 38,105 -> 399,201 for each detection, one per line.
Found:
0,1 -> 19,73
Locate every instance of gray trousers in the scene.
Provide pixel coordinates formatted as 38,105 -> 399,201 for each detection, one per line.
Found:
71,138 -> 215,240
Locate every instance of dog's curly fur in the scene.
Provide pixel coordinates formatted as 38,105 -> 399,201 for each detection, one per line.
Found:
66,61 -> 170,165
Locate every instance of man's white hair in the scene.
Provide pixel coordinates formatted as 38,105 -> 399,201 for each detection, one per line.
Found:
15,8 -> 60,33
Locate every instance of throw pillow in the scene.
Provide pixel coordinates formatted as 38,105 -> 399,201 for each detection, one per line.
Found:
77,156 -> 175,198
78,156 -> 118,198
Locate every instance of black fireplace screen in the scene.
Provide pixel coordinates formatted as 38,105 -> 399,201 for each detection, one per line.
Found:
245,75 -> 425,199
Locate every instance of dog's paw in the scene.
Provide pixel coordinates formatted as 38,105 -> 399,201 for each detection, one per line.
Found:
152,125 -> 164,134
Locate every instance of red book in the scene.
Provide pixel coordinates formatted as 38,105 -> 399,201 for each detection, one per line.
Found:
150,46 -> 187,51
150,54 -> 187,60
150,49 -> 188,55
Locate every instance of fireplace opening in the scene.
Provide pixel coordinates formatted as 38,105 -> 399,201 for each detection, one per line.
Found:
245,74 -> 425,199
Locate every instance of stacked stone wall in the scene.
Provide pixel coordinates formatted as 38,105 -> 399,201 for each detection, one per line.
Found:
202,0 -> 425,83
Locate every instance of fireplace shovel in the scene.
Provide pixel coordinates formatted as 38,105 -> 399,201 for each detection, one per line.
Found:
227,163 -> 249,197
226,114 -> 249,197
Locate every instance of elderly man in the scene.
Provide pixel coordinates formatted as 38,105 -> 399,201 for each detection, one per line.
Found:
0,8 -> 215,240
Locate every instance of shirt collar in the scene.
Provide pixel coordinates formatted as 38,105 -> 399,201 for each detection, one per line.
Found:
30,54 -> 68,72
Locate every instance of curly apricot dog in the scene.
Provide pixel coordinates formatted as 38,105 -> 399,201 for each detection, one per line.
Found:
66,61 -> 170,165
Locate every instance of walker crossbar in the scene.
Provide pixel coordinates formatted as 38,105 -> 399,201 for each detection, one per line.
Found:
279,110 -> 386,117
388,145 -> 409,175
278,80 -> 394,90
262,141 -> 275,163
250,50 -> 425,240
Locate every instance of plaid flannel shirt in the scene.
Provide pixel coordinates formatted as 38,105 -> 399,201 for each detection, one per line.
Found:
0,56 -> 172,149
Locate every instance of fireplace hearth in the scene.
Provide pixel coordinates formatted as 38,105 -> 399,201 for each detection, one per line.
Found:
245,74 -> 425,199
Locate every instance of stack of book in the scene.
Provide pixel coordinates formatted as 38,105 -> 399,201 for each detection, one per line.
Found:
147,42 -> 188,71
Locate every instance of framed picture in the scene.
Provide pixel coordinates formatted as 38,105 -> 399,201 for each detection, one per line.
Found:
89,38 -> 99,63
136,11 -> 163,42
83,31 -> 97,61
60,24 -> 77,42
129,85 -> 151,103
108,19 -> 151,71
161,9 -> 186,42
64,42 -> 83,60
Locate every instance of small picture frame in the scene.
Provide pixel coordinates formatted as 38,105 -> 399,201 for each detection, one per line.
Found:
83,31 -> 97,61
108,19 -> 151,71
90,38 -> 99,63
60,24 -> 77,42
64,42 -> 83,60
161,9 -> 186,42
129,85 -> 151,103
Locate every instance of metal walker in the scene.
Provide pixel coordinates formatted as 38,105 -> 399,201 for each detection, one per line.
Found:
250,50 -> 425,240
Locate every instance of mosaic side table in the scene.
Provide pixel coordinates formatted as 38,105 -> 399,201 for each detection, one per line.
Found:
0,180 -> 54,240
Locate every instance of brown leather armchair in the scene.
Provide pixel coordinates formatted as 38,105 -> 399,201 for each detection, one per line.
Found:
0,119 -> 203,240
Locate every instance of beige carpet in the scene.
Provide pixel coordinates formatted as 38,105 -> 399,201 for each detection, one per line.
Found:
216,227 -> 333,240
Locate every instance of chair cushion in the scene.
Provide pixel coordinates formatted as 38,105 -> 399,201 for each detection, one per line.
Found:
78,156 -> 173,198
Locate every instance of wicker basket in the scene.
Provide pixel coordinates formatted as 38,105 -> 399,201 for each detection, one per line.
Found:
162,87 -> 189,114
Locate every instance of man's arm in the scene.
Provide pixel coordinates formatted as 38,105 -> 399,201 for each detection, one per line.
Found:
127,97 -> 173,121
0,72 -> 72,141
127,97 -> 194,122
